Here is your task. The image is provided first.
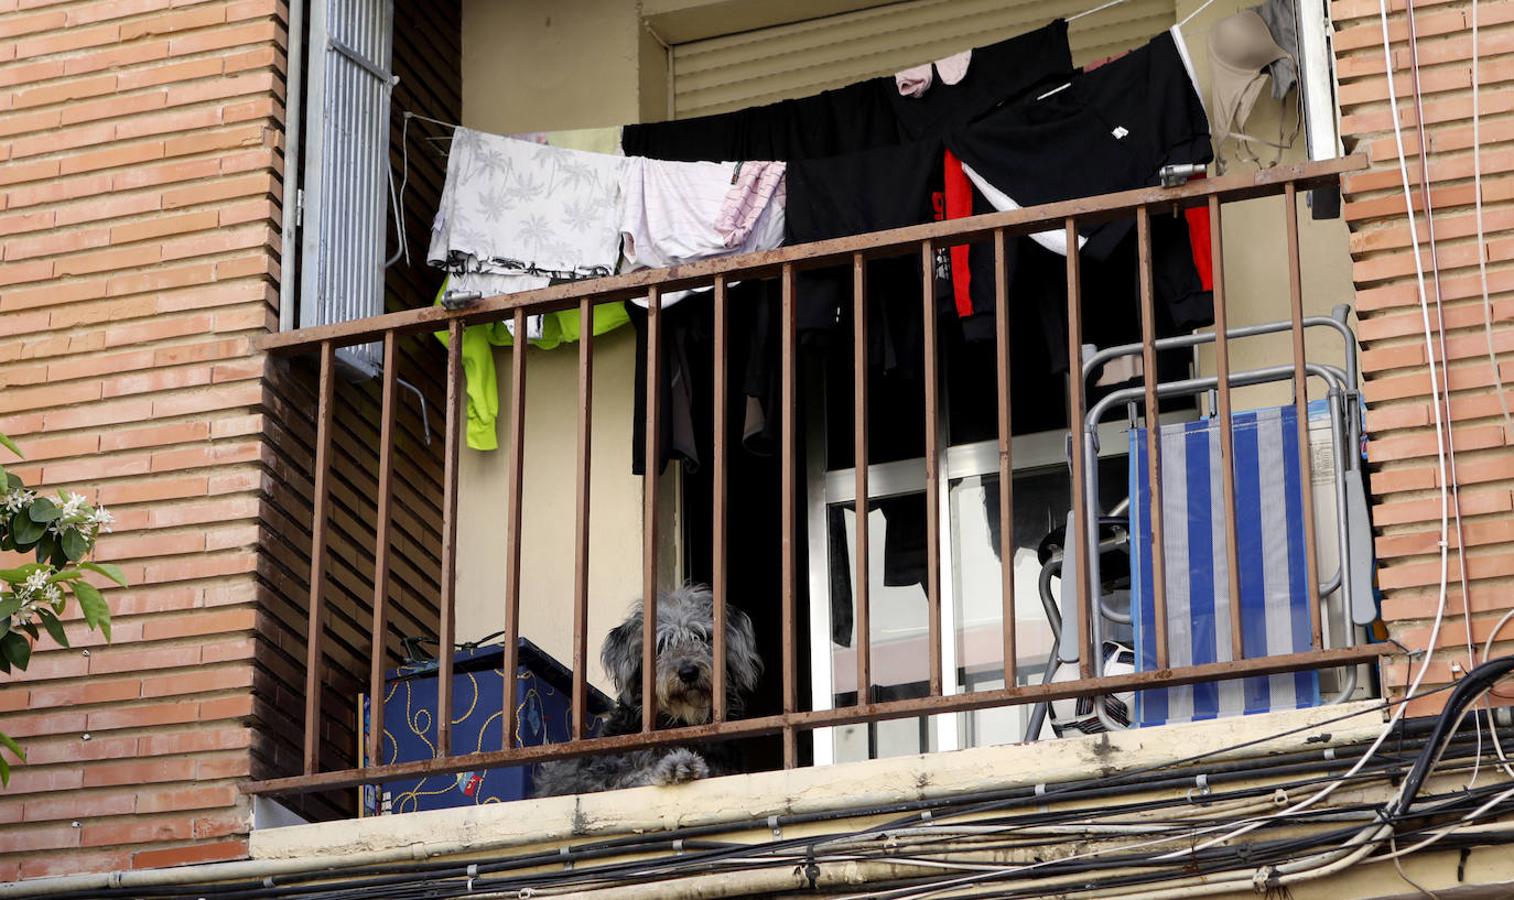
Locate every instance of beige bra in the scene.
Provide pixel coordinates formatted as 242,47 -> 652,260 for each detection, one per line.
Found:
1208,9 -> 1299,170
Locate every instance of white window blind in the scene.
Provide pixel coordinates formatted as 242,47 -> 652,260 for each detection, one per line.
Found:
299,0 -> 395,376
671,0 -> 1176,119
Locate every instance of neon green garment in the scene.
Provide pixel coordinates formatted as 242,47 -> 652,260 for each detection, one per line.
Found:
433,280 -> 629,451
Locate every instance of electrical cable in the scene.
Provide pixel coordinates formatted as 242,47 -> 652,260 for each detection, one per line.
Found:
1401,0 -> 1484,788
1470,0 -> 1514,438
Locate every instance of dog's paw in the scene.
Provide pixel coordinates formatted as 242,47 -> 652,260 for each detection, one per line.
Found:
650,748 -> 709,786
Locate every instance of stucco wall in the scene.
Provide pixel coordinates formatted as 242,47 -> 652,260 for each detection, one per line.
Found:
451,1 -> 672,685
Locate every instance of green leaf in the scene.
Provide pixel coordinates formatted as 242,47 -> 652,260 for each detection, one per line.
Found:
0,596 -> 20,621
19,621 -> 36,640
0,433 -> 22,460
0,730 -> 23,787
73,581 -> 111,641
48,569 -> 84,583
34,531 -> 56,566
10,514 -> 43,547
4,473 -> 20,490
80,562 -> 128,588
1,631 -> 31,671
0,564 -> 44,583
34,608 -> 67,649
27,497 -> 58,524
60,528 -> 87,562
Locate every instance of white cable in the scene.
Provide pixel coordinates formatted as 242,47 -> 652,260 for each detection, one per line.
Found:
1139,0 -> 1462,860
1068,0 -> 1131,23
1177,0 -> 1222,28
1472,0 -> 1514,432
1397,0 -> 1484,788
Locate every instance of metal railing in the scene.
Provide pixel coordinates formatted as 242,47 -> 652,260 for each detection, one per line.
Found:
245,155 -> 1382,798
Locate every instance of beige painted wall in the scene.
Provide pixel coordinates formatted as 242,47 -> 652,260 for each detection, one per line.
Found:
1173,0 -> 1359,406
454,2 -> 672,687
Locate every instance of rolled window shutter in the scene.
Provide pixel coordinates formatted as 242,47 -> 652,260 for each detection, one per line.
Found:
671,0 -> 1175,118
300,0 -> 395,376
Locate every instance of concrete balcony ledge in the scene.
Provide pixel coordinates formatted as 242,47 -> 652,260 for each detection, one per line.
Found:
249,700 -> 1385,862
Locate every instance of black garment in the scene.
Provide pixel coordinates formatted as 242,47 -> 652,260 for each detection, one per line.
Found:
950,31 -> 1215,367
630,282 -> 784,476
786,138 -> 947,338
621,20 -> 1074,163
948,31 -> 1211,220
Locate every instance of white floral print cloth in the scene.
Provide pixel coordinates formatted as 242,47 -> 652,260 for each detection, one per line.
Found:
428,127 -> 628,283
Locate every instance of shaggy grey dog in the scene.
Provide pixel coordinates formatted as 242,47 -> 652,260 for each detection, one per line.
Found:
531,584 -> 762,797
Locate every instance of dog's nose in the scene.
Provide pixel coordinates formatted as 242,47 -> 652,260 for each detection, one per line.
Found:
677,664 -> 700,684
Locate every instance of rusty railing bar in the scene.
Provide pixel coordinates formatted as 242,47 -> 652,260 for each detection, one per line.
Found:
260,158 -> 1367,355
1064,219 -> 1094,679
1209,196 -> 1244,663
781,264 -> 799,767
572,299 -> 594,741
246,644 -> 1383,796
993,229 -> 1016,689
1136,207 -> 1170,670
853,253 -> 871,707
921,241 -> 943,697
302,340 -> 336,776
712,276 -> 729,724
366,331 -> 399,768
643,287 -> 663,733
1284,183 -> 1324,649
501,309 -> 529,750
435,322 -> 463,757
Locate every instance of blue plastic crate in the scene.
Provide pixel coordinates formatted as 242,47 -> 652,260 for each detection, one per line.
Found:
359,638 -> 612,815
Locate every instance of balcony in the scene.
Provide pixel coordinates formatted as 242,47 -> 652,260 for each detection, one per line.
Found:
244,155 -> 1382,808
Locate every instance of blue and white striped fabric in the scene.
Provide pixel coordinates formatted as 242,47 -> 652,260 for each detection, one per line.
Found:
1128,405 -> 1321,727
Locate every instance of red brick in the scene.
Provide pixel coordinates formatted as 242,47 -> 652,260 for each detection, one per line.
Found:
22,733 -> 138,766
0,8 -> 65,37
86,701 -> 201,732
121,3 -> 224,40
96,474 -> 210,505
111,157 -> 218,191
136,726 -> 251,758
167,19 -> 274,55
134,784 -> 238,815
81,815 -> 192,847
82,757 -> 189,789
4,225 -> 111,261
0,108 -> 61,139
141,665 -> 252,698
194,753 -> 249,779
67,0 -> 173,26
0,59 -> 64,89
114,55 -> 222,91
0,155 -> 57,186
2,767 -> 83,795
26,678 -> 142,707
62,39 -> 170,76
87,644 -> 200,677
12,23 -> 119,60
132,837 -> 246,869
23,790 -> 136,823
0,709 -> 86,739
141,608 -> 255,641
0,823 -> 80,853
54,244 -> 162,277
12,73 -> 117,109
20,848 -> 131,880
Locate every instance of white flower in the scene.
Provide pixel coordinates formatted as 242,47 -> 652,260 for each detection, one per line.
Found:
22,569 -> 50,595
42,584 -> 62,606
58,492 -> 87,520
1,488 -> 35,514
89,505 -> 113,534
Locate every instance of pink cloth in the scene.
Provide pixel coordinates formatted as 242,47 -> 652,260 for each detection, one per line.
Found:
894,49 -> 972,97
714,161 -> 787,249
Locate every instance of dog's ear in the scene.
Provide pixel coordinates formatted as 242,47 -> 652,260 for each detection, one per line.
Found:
600,602 -> 644,703
723,606 -> 764,697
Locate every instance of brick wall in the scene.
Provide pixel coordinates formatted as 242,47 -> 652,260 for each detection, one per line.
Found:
1333,0 -> 1514,713
0,0 -> 287,878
